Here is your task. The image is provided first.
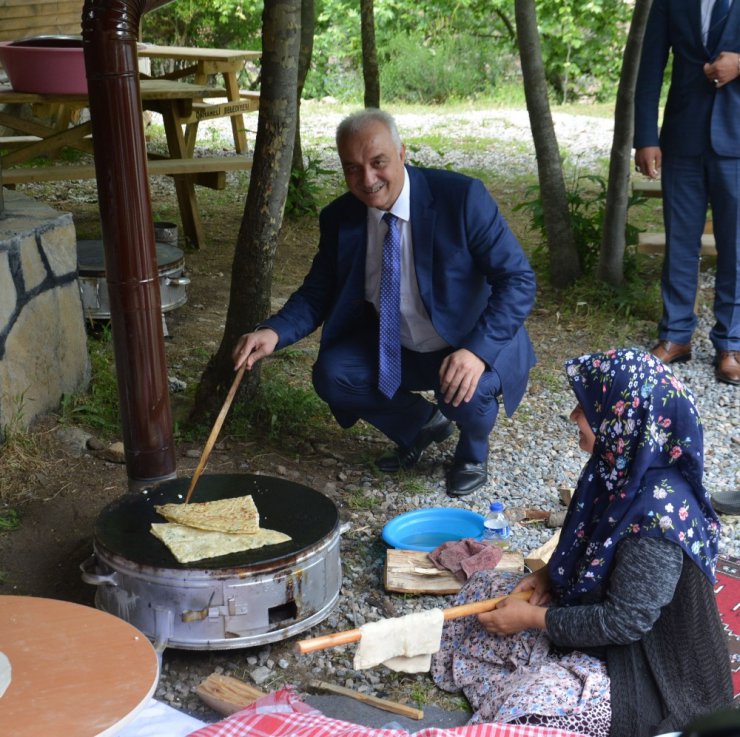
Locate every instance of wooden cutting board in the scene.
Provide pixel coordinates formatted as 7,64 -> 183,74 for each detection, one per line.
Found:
0,596 -> 159,737
385,548 -> 525,594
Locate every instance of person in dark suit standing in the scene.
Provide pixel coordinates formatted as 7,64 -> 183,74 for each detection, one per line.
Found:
634,0 -> 740,385
233,109 -> 537,496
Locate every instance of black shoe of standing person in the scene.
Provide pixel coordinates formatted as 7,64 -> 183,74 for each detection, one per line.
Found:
710,490 -> 740,516
446,461 -> 488,497
375,409 -> 454,473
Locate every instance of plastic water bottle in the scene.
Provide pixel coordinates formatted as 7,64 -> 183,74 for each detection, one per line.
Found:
483,501 -> 511,541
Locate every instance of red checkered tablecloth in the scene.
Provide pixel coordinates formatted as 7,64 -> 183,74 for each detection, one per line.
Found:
188,687 -> 587,737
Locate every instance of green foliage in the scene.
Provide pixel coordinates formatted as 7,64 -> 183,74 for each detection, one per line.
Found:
61,326 -> 121,437
379,33 -> 504,103
141,0 -> 263,87
138,0 -> 632,104
345,487 -> 380,510
0,509 -> 20,531
514,172 -> 646,275
227,355 -> 335,442
530,0 -> 634,103
285,157 -> 334,216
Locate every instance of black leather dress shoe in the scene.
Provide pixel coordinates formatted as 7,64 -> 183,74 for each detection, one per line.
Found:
711,490 -> 740,515
375,409 -> 454,473
446,461 -> 488,497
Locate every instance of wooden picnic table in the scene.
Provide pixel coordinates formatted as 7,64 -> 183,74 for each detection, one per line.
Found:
137,44 -> 261,154
0,79 -> 253,248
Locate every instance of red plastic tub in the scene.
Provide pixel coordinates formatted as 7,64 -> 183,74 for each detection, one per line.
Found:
0,36 -> 87,95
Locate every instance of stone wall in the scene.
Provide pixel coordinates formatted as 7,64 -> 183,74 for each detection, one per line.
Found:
0,189 -> 89,439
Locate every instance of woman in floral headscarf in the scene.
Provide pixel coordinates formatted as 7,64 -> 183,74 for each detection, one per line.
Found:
431,348 -> 732,737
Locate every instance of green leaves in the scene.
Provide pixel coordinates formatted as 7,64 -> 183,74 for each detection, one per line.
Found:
141,0 -> 633,104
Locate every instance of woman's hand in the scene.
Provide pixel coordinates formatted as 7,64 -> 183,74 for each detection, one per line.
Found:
511,566 -> 553,606
477,597 -> 547,636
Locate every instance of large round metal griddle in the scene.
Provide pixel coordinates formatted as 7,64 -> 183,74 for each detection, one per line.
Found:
94,473 -> 339,571
77,239 -> 184,277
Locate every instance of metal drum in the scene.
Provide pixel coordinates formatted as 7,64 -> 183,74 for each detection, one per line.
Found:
81,474 -> 343,651
76,239 -> 189,320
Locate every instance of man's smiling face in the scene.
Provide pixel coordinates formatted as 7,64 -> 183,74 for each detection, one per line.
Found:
338,119 -> 406,211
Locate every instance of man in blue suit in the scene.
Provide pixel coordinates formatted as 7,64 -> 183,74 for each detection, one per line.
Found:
634,0 -> 740,384
233,109 -> 536,496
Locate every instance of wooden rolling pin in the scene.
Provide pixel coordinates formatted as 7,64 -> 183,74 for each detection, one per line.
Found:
295,590 -> 531,654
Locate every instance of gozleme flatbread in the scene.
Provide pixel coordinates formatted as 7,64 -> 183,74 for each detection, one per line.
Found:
155,495 -> 259,534
151,522 -> 290,564
0,651 -> 10,698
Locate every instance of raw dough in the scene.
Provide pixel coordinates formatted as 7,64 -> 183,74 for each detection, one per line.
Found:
0,651 -> 11,698
353,608 -> 444,672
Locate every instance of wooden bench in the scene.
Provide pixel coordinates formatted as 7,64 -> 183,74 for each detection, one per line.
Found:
0,80 -> 249,248
1,155 -> 252,185
632,178 -> 718,257
632,179 -> 663,198
637,231 -> 718,257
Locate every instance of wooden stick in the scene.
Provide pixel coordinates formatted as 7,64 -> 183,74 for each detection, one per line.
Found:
310,680 -> 424,721
184,364 -> 246,504
295,590 -> 531,654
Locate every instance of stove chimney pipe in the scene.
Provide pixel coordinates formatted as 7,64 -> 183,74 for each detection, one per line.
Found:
81,0 -> 177,489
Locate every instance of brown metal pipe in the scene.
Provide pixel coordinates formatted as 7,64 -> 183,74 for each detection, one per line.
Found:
81,0 -> 177,487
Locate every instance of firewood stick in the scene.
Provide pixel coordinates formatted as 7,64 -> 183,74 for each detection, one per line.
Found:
295,590 -> 531,654
310,680 -> 424,720
184,364 -> 246,504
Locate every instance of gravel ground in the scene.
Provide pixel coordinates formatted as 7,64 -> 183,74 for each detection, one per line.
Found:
146,105 -> 738,720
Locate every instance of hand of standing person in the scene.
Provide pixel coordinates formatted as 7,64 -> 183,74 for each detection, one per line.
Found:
703,51 -> 740,88
635,146 -> 662,178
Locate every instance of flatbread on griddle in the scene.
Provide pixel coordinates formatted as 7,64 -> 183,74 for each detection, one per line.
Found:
150,522 -> 291,564
155,495 -> 259,534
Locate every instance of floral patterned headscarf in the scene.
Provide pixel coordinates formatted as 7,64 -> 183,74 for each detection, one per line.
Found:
548,347 -> 721,606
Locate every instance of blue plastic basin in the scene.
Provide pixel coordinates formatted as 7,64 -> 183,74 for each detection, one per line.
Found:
381,507 -> 485,552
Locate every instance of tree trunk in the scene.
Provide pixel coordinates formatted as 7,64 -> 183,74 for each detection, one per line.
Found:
291,0 -> 315,177
598,0 -> 654,286
361,0 -> 380,108
514,0 -> 580,288
192,0 -> 301,421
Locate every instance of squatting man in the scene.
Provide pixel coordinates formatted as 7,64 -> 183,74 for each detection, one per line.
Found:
233,109 -> 536,497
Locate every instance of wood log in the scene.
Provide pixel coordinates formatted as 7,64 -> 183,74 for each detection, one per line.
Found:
385,548 -> 524,595
195,673 -> 266,716
310,680 -> 424,721
524,530 -> 561,571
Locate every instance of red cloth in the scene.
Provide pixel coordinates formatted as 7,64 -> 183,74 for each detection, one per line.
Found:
188,687 -> 588,737
714,556 -> 740,700
428,538 -> 503,581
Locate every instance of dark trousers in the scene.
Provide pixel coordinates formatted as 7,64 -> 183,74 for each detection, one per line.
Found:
661,150 -> 740,350
311,330 -> 501,464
